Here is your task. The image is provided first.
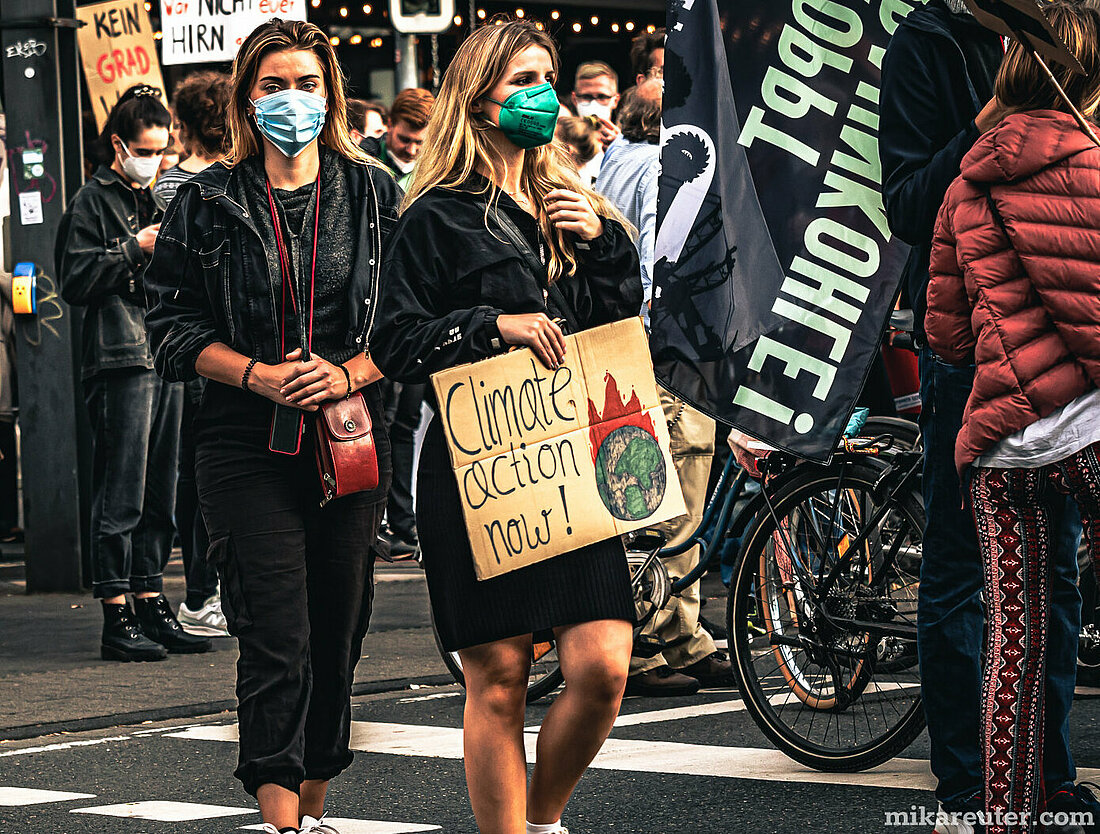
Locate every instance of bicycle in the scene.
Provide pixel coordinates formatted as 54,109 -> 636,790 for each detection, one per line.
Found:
726,428 -> 925,772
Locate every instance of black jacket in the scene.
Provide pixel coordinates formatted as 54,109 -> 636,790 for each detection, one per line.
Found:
360,135 -> 403,179
880,0 -> 1002,341
144,154 -> 401,382
56,165 -> 160,379
371,184 -> 642,384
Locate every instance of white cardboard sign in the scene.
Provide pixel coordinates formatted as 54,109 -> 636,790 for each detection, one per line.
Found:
160,0 -> 307,65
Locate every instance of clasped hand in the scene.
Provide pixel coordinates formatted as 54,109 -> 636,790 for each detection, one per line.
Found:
250,348 -> 346,411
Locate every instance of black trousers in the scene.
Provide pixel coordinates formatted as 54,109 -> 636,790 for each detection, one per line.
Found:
195,385 -> 390,796
380,379 -> 424,541
177,378 -> 217,608
85,368 -> 183,598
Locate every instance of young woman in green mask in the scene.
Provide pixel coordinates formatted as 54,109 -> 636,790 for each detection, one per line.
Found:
372,20 -> 642,834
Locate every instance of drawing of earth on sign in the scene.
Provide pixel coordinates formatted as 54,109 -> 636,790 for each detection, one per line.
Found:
588,374 -> 666,521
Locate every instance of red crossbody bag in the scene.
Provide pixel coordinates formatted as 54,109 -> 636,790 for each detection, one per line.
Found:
266,176 -> 379,507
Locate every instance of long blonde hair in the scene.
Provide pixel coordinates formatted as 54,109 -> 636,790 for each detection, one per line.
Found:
225,18 -> 376,167
402,20 -> 633,284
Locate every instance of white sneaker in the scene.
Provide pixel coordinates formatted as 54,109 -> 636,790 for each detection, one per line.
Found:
933,803 -> 977,834
177,594 -> 230,637
300,815 -> 341,833
258,825 -> 292,834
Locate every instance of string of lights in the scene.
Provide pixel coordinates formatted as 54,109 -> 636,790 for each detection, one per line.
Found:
143,1 -> 659,49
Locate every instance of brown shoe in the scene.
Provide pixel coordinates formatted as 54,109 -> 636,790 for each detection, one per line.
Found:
677,651 -> 734,689
624,665 -> 701,697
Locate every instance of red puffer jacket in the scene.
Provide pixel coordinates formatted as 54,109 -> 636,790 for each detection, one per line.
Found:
926,110 -> 1100,472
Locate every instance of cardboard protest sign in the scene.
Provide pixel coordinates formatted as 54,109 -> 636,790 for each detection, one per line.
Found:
76,0 -> 167,131
160,0 -> 308,65
431,317 -> 687,581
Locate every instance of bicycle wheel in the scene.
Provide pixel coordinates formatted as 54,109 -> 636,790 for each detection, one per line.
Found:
430,609 -> 564,703
727,458 -> 925,772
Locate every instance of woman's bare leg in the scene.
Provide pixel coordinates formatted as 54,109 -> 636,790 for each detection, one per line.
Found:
527,619 -> 632,825
459,634 -> 534,834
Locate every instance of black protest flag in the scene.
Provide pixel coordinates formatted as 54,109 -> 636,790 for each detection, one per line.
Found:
651,0 -> 913,462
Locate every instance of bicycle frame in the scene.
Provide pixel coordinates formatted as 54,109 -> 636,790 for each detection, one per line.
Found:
759,450 -> 922,641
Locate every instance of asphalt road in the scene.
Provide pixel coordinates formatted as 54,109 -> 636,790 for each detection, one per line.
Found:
2,565 -> 1099,834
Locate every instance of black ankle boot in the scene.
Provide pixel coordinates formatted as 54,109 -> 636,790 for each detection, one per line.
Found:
101,601 -> 168,662
133,595 -> 212,654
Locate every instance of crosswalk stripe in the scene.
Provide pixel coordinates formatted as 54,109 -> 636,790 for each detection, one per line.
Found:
241,820 -> 441,833
167,720 -> 1100,791
0,736 -> 131,758
71,800 -> 255,821
0,787 -> 96,806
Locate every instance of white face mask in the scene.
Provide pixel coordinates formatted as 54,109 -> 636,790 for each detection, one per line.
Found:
120,142 -> 162,188
576,100 -> 614,122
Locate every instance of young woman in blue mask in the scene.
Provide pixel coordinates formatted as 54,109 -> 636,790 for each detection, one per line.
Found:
145,19 -> 401,834
57,84 -> 211,662
372,21 -> 641,834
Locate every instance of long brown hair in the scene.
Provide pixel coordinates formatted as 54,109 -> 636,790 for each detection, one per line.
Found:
224,18 -> 375,166
402,20 -> 632,284
995,1 -> 1100,119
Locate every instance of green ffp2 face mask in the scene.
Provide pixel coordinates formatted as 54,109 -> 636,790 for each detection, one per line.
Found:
485,82 -> 560,150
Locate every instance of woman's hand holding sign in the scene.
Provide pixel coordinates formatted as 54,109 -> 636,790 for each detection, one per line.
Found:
497,313 -> 566,370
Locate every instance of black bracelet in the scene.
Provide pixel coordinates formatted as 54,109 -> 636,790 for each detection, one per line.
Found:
241,358 -> 258,391
339,364 -> 352,399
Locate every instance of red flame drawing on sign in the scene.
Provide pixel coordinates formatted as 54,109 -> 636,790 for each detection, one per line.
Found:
587,372 -> 656,463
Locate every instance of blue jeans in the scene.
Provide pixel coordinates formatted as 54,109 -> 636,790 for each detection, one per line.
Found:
918,349 -> 1081,807
85,368 -> 183,599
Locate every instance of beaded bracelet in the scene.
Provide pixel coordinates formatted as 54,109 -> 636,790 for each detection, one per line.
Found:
241,358 -> 259,391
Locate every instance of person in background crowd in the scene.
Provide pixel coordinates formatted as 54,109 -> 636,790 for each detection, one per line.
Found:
145,18 -> 400,834
347,98 -> 387,145
362,88 -> 435,559
360,87 -> 433,189
571,61 -> 620,151
596,80 -> 660,326
56,85 -> 209,662
554,115 -> 602,183
881,3 -> 1085,832
926,5 -> 1100,831
630,28 -> 664,87
372,21 -> 641,834
153,70 -> 233,639
597,79 -> 730,697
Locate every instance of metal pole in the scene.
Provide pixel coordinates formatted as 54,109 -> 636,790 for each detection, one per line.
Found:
395,32 -> 419,92
0,0 -> 85,592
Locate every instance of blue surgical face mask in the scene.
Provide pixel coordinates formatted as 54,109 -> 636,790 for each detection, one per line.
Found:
251,89 -> 328,158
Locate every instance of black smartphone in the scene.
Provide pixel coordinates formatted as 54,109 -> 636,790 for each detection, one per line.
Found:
269,403 -> 304,455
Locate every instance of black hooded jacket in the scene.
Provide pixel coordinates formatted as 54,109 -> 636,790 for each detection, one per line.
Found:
880,0 -> 1003,342
371,180 -> 641,385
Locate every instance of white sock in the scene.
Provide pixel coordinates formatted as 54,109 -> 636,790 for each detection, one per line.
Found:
526,821 -> 563,834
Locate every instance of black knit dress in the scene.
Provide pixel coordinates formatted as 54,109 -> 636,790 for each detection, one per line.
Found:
371,180 -> 643,651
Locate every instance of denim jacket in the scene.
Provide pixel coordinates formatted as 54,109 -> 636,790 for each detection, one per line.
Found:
144,154 -> 401,382
56,166 -> 160,379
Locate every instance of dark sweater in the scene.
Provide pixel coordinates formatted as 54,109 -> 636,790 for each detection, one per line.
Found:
238,149 -> 357,364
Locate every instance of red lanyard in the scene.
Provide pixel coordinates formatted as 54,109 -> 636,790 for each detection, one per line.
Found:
266,176 -> 321,358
